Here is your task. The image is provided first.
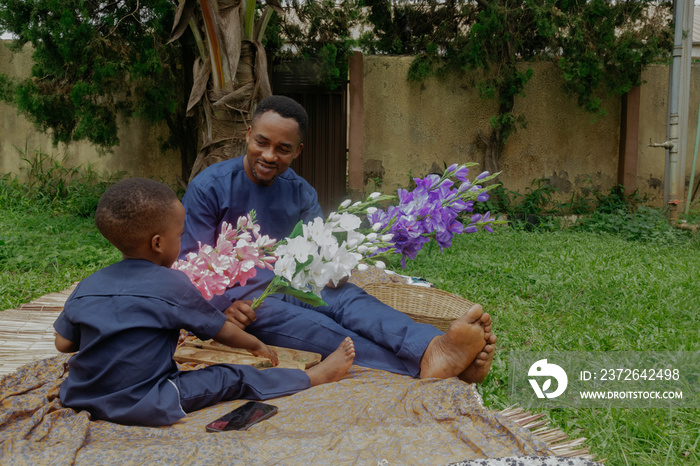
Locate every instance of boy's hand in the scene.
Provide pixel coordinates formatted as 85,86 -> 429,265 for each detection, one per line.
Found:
248,342 -> 279,367
224,300 -> 256,329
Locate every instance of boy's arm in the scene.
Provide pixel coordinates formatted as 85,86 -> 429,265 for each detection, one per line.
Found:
212,321 -> 279,366
55,333 -> 79,353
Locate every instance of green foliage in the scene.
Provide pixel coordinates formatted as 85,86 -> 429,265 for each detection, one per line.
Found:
0,0 -> 189,164
477,178 -> 689,241
269,0 -> 362,90
0,178 -> 121,310
0,0 -> 674,180
574,206 -> 686,244
5,145 -> 123,217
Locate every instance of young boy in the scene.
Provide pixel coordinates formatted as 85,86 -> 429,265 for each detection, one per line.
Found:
53,178 -> 355,427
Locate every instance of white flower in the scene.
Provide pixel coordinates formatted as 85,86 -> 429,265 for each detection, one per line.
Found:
357,263 -> 369,271
346,230 -> 365,246
319,239 -> 340,261
333,212 -> 362,232
366,207 -> 377,214
274,254 -> 298,283
303,218 -> 335,248
372,222 -> 383,232
375,261 -> 386,269
366,233 -> 378,242
357,245 -> 368,254
381,233 -> 394,242
369,192 -> 381,200
279,236 -> 317,263
340,199 -> 352,208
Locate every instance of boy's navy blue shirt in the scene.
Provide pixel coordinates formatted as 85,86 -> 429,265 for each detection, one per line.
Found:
53,259 -> 226,426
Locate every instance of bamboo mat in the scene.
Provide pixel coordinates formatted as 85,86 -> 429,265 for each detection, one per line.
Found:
0,284 -> 75,377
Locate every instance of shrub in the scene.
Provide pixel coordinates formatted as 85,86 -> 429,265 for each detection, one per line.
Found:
9,146 -> 123,217
574,206 -> 687,243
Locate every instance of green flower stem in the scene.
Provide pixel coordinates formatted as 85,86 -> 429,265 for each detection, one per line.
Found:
251,280 -> 282,310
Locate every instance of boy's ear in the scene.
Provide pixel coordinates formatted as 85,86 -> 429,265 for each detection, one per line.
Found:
151,234 -> 163,253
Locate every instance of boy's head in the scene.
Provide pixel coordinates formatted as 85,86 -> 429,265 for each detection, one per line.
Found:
95,178 -> 184,267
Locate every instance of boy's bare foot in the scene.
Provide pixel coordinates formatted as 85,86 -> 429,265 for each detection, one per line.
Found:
459,333 -> 497,383
306,337 -> 355,386
419,304 -> 486,379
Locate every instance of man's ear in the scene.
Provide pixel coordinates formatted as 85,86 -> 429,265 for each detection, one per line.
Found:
151,234 -> 163,253
292,142 -> 303,161
245,126 -> 252,145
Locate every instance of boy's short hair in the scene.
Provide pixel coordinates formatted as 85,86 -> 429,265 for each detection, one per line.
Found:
253,95 -> 308,141
95,178 -> 178,254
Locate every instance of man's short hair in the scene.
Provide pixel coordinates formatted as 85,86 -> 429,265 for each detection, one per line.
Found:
94,178 -> 178,254
252,95 -> 309,141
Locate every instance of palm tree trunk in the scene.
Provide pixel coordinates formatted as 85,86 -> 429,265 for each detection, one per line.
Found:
170,0 -> 278,182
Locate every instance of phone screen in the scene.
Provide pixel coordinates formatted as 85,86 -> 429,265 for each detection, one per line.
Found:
206,401 -> 278,432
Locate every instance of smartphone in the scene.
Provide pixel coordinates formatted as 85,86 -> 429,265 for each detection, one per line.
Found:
205,401 -> 278,432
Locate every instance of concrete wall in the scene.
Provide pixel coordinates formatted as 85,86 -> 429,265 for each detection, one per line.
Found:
637,64 -> 700,206
3,40 -> 699,208
0,41 -> 181,185
362,56 -> 699,208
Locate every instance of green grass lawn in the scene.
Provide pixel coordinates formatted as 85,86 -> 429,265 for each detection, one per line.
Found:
0,208 -> 121,310
2,198 -> 699,465
390,227 -> 700,465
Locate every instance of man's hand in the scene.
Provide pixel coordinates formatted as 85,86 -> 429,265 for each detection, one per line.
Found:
326,275 -> 349,289
224,300 -> 256,329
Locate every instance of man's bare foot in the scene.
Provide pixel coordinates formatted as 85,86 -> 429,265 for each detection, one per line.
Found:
306,337 -> 355,386
419,304 -> 486,379
479,312 -> 492,341
459,333 -> 496,383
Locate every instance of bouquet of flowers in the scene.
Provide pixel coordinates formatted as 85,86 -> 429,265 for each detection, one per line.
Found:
174,163 -> 499,308
172,212 -> 276,300
367,163 -> 497,267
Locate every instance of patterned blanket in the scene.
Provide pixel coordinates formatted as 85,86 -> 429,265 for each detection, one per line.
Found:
0,354 -> 569,465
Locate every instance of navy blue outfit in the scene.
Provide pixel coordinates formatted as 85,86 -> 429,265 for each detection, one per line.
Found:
53,259 -> 310,426
181,156 -> 441,377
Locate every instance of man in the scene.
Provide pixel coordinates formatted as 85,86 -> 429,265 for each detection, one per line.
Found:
180,95 -> 496,382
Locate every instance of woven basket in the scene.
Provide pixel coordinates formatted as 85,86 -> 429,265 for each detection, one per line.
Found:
360,283 -> 476,332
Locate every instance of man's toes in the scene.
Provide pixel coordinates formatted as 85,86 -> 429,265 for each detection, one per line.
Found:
464,304 -> 484,323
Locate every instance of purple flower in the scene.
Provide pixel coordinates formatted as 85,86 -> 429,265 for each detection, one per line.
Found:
458,181 -> 471,193
454,167 -> 470,182
366,163 -> 495,268
414,174 -> 440,191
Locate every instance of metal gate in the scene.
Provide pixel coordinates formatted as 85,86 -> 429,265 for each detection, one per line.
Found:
272,72 -> 348,216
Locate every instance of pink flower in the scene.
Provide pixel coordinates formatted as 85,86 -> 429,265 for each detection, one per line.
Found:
172,216 -> 277,299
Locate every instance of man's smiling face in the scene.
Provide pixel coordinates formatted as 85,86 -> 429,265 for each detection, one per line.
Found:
243,110 -> 303,186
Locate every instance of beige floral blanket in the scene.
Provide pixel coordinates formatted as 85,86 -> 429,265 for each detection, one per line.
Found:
0,354 -> 561,465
